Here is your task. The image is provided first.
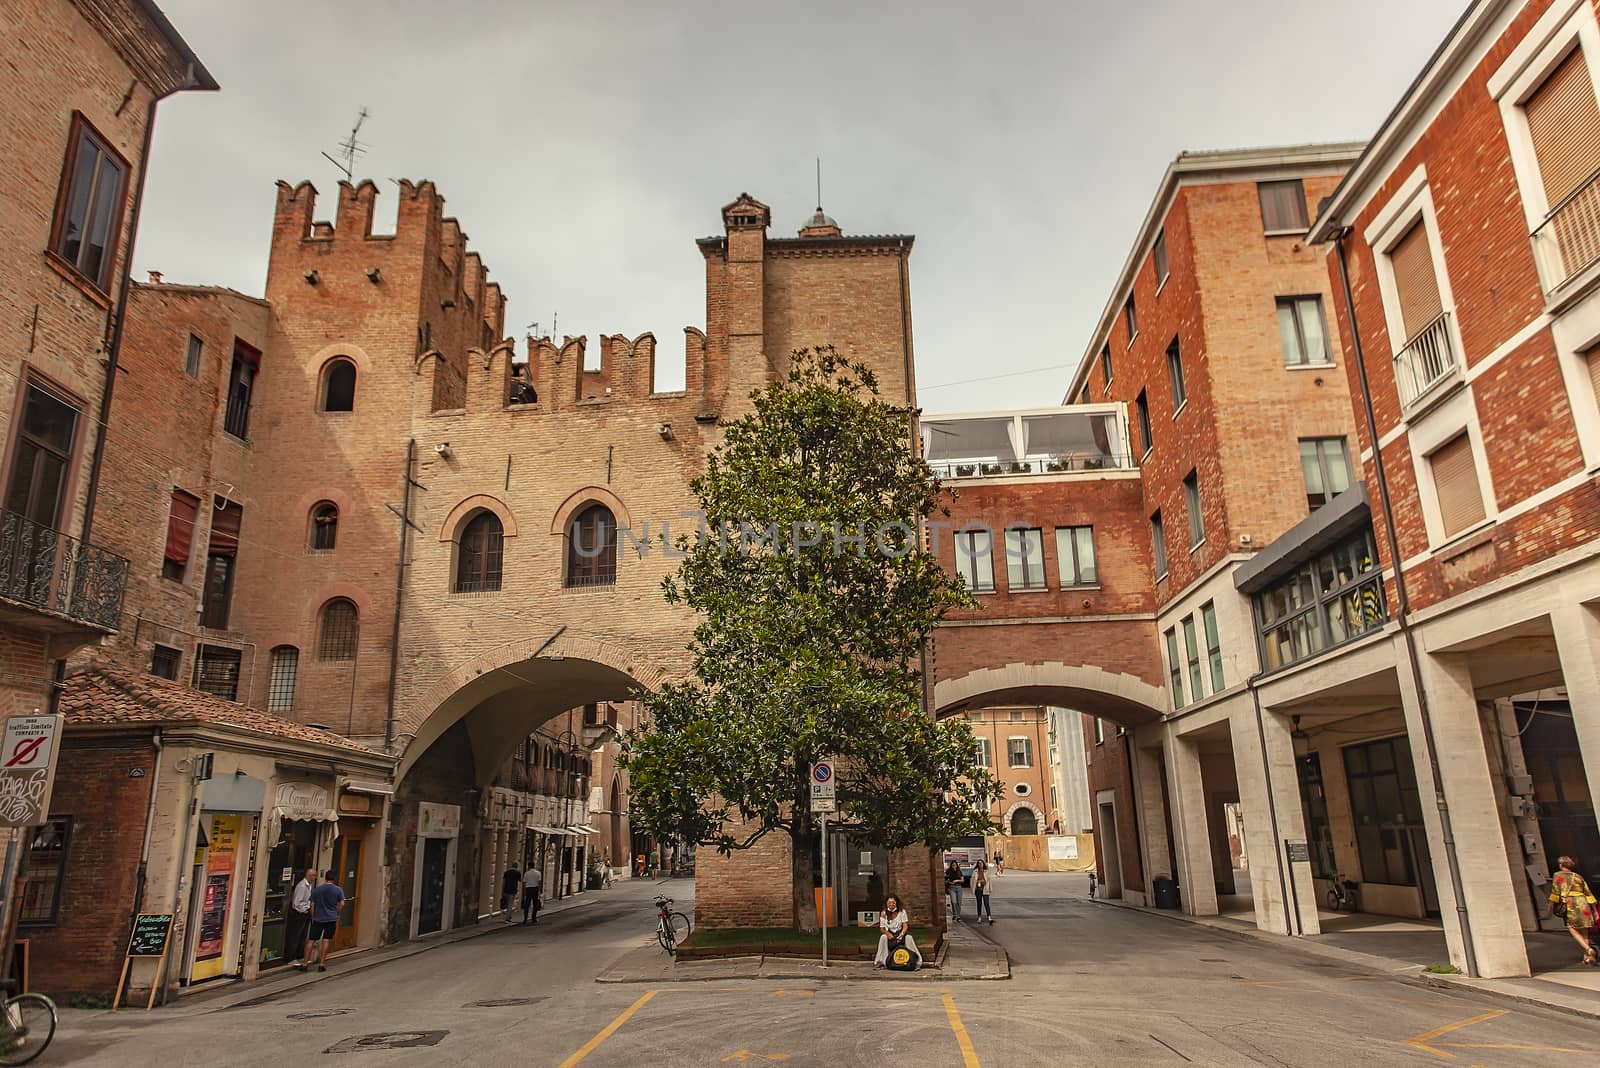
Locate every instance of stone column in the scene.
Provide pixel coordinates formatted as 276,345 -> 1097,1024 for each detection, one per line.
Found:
1398,644 -> 1529,978
1165,730 -> 1218,917
1550,601 -> 1600,833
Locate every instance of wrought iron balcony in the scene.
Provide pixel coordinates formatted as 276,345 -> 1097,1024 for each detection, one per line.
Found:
1392,311 -> 1459,409
0,510 -> 129,631
1532,165 -> 1600,296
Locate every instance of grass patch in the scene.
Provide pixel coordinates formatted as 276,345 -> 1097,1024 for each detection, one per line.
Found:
680,926 -> 934,950
67,993 -> 114,1009
1422,963 -> 1460,974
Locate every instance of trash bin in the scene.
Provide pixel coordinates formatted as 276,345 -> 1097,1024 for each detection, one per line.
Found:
1153,876 -> 1181,910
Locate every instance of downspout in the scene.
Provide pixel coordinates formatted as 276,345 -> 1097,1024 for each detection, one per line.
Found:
79,79 -> 180,547
130,730 -> 163,921
1331,227 -> 1478,977
384,439 -> 416,753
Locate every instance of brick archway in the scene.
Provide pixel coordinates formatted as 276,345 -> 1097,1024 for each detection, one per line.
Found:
933,660 -> 1165,725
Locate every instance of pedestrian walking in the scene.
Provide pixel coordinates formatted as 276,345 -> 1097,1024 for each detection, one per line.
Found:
501,864 -> 522,922
298,869 -> 345,972
1548,855 -> 1597,967
521,863 -> 544,925
945,859 -> 966,922
873,895 -> 921,970
994,849 -> 1005,874
285,866 -> 315,963
972,859 -> 993,924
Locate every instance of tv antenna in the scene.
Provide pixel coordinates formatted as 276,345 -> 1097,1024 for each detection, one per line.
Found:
322,107 -> 370,182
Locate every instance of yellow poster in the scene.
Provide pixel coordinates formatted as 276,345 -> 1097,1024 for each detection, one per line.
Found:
191,813 -> 240,981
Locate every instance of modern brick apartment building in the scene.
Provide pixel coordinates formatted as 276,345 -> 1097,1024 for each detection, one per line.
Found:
0,0 -> 213,989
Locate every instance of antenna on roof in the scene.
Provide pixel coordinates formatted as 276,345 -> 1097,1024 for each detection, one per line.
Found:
322,107 -> 370,182
816,157 -> 823,211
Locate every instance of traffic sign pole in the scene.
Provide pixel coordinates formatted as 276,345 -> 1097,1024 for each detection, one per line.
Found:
820,811 -> 828,968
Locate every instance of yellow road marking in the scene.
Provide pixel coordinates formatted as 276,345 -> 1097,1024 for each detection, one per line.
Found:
558,989 -> 658,1068
1441,1042 -> 1590,1053
1403,1010 -> 1507,1059
722,1052 -> 792,1063
940,988 -> 980,1068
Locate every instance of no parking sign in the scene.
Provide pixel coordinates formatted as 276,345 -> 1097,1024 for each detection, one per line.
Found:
810,761 -> 835,812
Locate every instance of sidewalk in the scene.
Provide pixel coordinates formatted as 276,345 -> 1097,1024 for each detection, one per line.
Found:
1092,893 -> 1600,1022
596,918 -> 1009,983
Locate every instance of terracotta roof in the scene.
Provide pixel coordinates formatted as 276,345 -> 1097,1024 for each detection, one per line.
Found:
60,665 -> 380,755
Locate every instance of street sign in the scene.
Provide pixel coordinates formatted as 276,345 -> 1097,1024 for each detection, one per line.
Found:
810,761 -> 835,799
810,796 -> 837,813
0,713 -> 64,827
1285,840 -> 1311,863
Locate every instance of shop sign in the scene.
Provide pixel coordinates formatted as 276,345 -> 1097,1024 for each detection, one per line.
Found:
274,781 -> 334,822
338,792 -> 373,816
418,801 -> 461,839
0,713 -> 63,827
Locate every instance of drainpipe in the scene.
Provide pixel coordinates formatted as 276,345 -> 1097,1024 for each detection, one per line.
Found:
1331,227 -> 1478,977
79,76 -> 188,548
130,730 -> 163,922
1245,675 -> 1297,935
383,439 -> 416,753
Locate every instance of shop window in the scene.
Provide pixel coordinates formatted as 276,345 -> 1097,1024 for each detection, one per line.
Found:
268,645 -> 299,712
321,358 -> 356,412
1343,736 -> 1425,887
455,511 -> 504,593
318,598 -> 358,660
565,504 -> 616,587
163,488 -> 200,580
193,644 -> 241,701
309,502 -> 338,551
18,818 -> 71,926
954,529 -> 994,593
1295,754 -> 1338,880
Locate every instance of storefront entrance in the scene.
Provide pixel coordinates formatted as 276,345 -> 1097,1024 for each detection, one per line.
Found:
185,811 -> 259,985
260,820 -> 319,969
330,821 -> 365,952
411,801 -> 460,938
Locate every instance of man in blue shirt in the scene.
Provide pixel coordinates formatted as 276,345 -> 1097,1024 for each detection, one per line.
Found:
298,869 -> 346,972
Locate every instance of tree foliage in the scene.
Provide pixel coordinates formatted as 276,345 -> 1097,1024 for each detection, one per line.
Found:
622,347 -> 999,927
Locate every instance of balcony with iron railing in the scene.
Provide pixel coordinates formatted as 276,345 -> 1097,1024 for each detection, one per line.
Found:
921,405 -> 1134,481
1532,165 -> 1600,298
0,509 -> 130,632
1392,311 -> 1460,410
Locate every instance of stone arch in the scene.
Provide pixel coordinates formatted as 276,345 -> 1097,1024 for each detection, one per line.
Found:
305,341 -> 374,378
395,627 -> 677,784
933,661 -> 1166,726
549,485 -> 632,537
439,493 -> 519,541
1003,800 -> 1045,835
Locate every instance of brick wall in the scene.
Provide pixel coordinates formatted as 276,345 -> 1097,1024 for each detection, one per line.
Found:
1084,722 -> 1145,894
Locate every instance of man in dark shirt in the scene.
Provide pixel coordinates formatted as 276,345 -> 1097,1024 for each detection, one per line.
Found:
299,869 -> 345,972
501,865 -> 522,922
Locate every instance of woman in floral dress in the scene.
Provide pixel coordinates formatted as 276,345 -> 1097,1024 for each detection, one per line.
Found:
1548,855 -> 1597,966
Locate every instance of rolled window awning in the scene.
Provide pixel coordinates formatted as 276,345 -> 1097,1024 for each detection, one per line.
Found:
570,825 -> 601,835
527,825 -> 567,835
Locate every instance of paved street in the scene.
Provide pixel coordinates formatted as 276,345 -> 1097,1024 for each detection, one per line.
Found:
47,871 -> 1600,1066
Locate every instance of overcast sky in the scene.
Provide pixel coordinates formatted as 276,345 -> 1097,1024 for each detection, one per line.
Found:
136,0 -> 1465,409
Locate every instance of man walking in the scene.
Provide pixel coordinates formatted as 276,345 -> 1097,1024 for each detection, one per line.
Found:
501,863 -> 522,922
286,867 -> 316,963
299,869 -> 345,972
521,862 -> 543,925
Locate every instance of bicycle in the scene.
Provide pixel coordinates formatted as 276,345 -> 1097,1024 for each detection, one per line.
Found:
1327,874 -> 1360,912
0,979 -> 56,1066
653,894 -> 692,953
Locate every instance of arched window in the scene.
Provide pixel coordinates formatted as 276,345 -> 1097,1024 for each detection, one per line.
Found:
566,504 -> 616,587
1010,808 -> 1039,836
310,501 -> 339,551
454,511 -> 503,593
318,598 -> 358,660
322,359 -> 356,412
610,776 -> 621,813
268,645 -> 299,712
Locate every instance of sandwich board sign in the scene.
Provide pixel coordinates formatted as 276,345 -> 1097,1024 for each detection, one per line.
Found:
114,913 -> 174,1011
0,713 -> 64,828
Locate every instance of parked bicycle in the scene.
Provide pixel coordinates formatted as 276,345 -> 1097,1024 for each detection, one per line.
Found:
654,894 -> 692,952
0,979 -> 56,1066
1327,874 -> 1360,912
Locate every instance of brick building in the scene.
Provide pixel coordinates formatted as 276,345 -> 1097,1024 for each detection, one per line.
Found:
0,0 -> 213,980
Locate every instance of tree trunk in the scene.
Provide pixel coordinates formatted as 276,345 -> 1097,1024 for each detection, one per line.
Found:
791,828 -> 819,933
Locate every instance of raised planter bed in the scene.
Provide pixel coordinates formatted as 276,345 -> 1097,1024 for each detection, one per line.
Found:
675,926 -> 942,963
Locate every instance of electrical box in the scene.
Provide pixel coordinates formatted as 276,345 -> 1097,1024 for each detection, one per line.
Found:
1507,796 -> 1537,820
1507,773 -> 1533,796
1522,833 -> 1539,856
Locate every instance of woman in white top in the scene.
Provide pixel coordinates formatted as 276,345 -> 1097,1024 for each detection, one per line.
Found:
874,895 -> 920,969
972,859 -> 993,924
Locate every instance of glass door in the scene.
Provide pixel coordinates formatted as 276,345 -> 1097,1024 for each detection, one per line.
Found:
330,822 -> 364,952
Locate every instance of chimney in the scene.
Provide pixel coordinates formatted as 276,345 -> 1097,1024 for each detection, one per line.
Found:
147,270 -> 163,284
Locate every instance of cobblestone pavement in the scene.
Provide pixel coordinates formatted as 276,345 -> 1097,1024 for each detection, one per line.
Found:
43,871 -> 1600,1066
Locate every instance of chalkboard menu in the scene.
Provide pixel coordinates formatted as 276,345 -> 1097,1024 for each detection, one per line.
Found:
128,914 -> 173,957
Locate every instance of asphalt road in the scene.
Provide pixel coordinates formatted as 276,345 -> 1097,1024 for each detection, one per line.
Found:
45,871 -> 1600,1066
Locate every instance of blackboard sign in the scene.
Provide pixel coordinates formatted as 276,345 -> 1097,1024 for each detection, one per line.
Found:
128,914 -> 173,957
1285,840 -> 1311,863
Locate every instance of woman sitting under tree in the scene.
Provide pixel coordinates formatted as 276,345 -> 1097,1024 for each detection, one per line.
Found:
874,895 -> 921,971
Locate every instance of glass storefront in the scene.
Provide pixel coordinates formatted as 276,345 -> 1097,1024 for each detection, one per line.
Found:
259,820 -> 319,968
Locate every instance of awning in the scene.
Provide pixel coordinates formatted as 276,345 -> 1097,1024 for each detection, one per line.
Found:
528,825 -> 567,835
570,825 -> 601,835
343,780 -> 394,797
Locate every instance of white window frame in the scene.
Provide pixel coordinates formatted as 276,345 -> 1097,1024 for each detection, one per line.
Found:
1406,387 -> 1497,549
1363,166 -> 1469,419
1488,0 -> 1600,301
1549,298 -> 1600,471
975,736 -> 992,768
1007,736 -> 1033,769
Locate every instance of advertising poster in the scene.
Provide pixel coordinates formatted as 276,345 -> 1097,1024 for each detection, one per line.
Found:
191,813 -> 240,980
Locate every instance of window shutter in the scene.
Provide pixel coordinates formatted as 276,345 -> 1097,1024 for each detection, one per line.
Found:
1430,434 -> 1486,537
1389,222 -> 1443,339
165,490 -> 199,564
1525,48 -> 1600,206
207,500 -> 243,558
1586,344 -> 1600,412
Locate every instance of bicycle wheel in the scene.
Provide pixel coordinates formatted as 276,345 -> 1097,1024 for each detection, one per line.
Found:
657,919 -> 676,952
0,994 -> 56,1066
668,911 -> 692,944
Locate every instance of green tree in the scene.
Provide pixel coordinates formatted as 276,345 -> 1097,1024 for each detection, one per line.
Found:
623,347 -> 999,930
